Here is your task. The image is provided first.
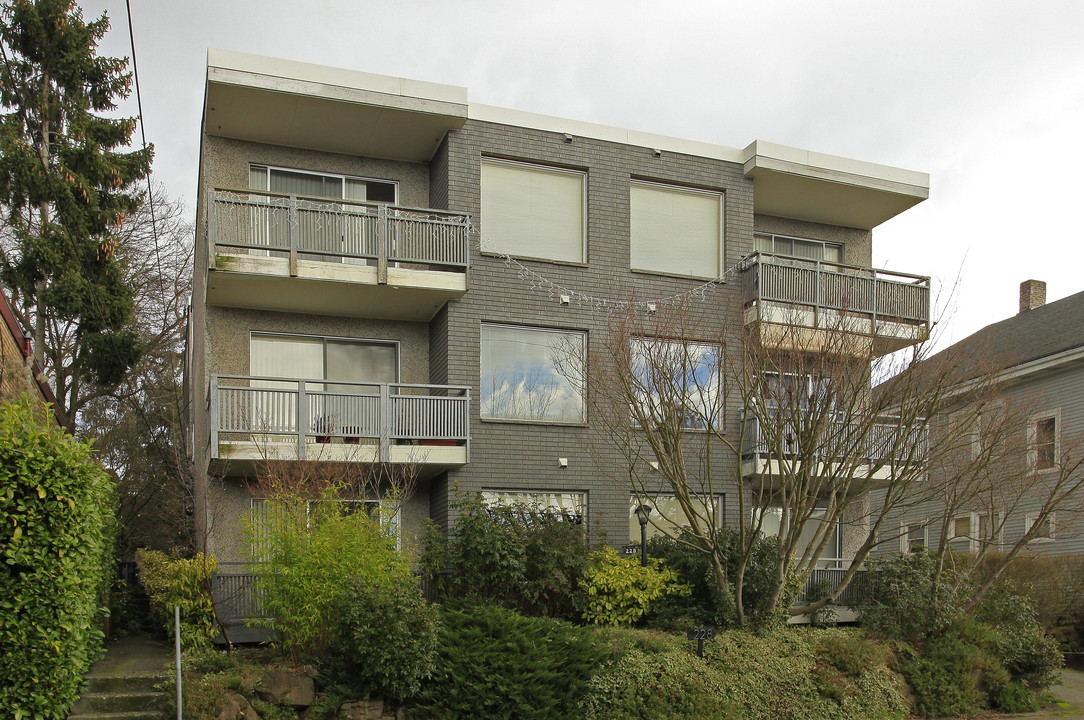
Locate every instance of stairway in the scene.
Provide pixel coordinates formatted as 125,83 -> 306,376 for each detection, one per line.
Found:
68,671 -> 169,720
69,634 -> 171,720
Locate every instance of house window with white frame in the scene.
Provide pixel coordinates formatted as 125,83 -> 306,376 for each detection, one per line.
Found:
631,181 -> 723,279
482,490 -> 586,525
1031,412 -> 1059,471
901,522 -> 927,553
480,159 -> 586,264
1025,513 -> 1055,542
628,493 -> 724,543
630,338 -> 721,430
480,324 -> 586,424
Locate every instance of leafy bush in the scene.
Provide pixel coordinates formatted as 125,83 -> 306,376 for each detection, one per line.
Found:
645,529 -> 781,629
899,627 -> 994,717
861,551 -> 971,644
420,491 -> 588,619
138,549 -> 218,649
415,604 -> 606,719
247,488 -> 411,661
580,546 -> 689,626
583,627 -> 903,720
326,576 -> 440,701
975,583 -> 1063,689
0,396 -> 115,719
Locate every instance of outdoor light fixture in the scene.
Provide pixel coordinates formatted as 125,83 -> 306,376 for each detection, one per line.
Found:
652,148 -> 662,157
634,504 -> 653,566
646,302 -> 657,314
558,457 -> 568,468
560,294 -> 571,305
563,133 -> 573,143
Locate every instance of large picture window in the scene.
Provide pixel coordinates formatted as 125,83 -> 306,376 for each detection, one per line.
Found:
631,338 -> 720,430
482,490 -> 586,524
480,324 -> 585,423
754,233 -> 842,263
631,182 -> 722,279
628,494 -> 723,542
250,334 -> 397,391
480,159 -> 586,264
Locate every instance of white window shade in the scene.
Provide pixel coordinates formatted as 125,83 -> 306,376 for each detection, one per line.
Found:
250,335 -> 323,386
631,183 -> 722,278
480,160 -> 585,263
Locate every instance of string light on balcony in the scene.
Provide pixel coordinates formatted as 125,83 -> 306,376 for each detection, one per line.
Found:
470,230 -> 742,313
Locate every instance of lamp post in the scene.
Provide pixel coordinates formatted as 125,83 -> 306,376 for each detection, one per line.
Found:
634,504 -> 652,567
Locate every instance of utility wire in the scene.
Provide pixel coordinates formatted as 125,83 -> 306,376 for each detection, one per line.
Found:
124,0 -> 164,285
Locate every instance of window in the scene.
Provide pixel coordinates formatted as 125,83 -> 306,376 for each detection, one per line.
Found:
631,182 -> 722,279
1030,413 -> 1059,471
754,233 -> 842,264
901,522 -> 927,553
480,324 -> 585,423
631,338 -> 721,430
482,490 -> 586,524
250,498 -> 401,558
753,506 -> 843,569
1025,513 -> 1055,542
627,494 -> 723,542
249,334 -> 397,435
480,159 -> 585,263
249,165 -> 397,203
250,334 -> 397,390
950,515 -> 971,541
248,165 -> 397,263
761,372 -> 830,410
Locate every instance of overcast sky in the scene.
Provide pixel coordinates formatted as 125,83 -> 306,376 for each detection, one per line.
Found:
78,0 -> 1084,348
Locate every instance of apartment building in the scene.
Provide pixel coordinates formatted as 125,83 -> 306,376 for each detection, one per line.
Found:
188,49 -> 931,567
888,281 -> 1084,556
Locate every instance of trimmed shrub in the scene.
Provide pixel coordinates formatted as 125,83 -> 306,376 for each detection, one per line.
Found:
420,491 -> 589,619
0,396 -> 115,719
415,604 -> 606,720
975,583 -> 1062,690
326,576 -> 440,701
580,546 -> 689,626
582,627 -> 903,720
137,550 -> 218,649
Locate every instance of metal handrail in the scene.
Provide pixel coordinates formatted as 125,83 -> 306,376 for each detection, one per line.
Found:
740,251 -> 930,326
208,187 -> 471,271
210,375 -> 471,461
742,408 -> 928,464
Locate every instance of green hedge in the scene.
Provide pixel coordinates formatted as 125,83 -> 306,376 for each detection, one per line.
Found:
0,396 -> 115,719
137,550 -> 218,649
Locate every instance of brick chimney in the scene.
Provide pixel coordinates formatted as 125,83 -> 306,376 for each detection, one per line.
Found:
1019,279 -> 1047,314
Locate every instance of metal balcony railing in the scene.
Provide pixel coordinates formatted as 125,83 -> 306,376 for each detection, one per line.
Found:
208,188 -> 470,273
797,567 -> 869,607
210,375 -> 471,461
740,252 -> 930,328
741,409 -> 928,466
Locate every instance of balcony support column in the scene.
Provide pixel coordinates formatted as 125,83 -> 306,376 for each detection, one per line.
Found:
377,204 -> 388,285
379,383 -> 391,462
288,195 -> 299,277
297,380 -> 307,461
210,374 -> 219,459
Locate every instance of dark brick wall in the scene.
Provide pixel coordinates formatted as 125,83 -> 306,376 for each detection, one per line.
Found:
432,119 -> 756,541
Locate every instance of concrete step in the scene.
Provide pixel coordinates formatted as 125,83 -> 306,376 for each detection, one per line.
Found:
85,674 -> 167,694
68,712 -> 168,720
70,690 -> 166,715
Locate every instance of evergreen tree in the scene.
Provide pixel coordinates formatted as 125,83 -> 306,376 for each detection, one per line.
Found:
0,0 -> 152,420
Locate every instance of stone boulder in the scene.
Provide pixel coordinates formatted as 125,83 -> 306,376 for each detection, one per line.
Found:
217,692 -> 261,720
340,698 -> 385,720
255,668 -> 316,708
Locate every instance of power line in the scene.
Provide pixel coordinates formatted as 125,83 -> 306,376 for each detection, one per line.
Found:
124,0 -> 164,285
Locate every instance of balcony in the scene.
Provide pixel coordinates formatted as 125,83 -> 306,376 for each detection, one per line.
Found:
208,375 -> 470,476
741,409 -> 927,483
205,189 -> 470,321
739,252 -> 930,357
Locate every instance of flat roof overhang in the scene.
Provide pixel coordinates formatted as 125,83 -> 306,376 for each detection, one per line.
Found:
744,141 -> 930,230
203,49 -> 468,162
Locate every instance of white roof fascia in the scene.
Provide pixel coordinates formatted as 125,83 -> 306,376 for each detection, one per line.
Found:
743,140 -> 929,198
469,103 -> 745,163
